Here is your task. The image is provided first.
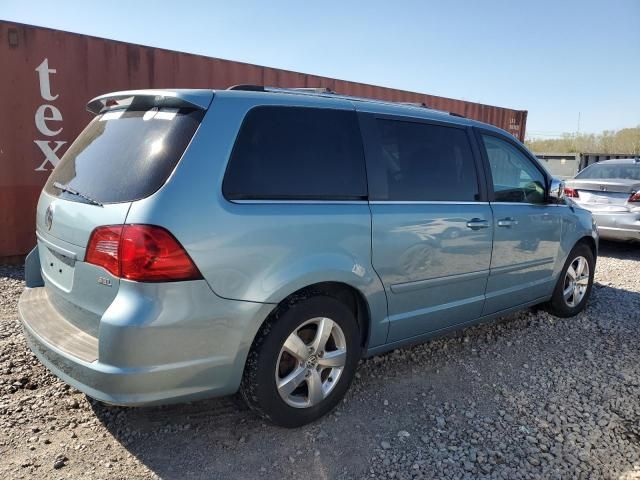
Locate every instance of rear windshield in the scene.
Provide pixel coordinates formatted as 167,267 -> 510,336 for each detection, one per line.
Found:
576,163 -> 640,180
45,107 -> 203,204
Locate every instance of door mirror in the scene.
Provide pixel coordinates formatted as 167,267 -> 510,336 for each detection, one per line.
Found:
548,177 -> 565,203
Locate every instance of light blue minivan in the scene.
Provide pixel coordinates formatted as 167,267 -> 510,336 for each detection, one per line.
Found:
19,87 -> 598,427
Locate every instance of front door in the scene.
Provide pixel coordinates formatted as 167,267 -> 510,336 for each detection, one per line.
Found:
478,131 -> 563,314
359,111 -> 493,343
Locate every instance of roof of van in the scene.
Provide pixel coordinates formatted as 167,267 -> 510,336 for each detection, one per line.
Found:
216,87 -> 513,138
88,87 -> 514,140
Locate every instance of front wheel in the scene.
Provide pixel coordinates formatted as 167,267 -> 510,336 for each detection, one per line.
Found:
240,295 -> 361,427
545,242 -> 595,317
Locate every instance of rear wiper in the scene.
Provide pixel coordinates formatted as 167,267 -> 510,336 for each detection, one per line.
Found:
52,182 -> 103,207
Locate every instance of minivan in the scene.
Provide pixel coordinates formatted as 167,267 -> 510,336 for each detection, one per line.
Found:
19,86 -> 598,427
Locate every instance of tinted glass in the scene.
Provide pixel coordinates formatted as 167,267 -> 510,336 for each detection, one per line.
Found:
45,107 -> 203,204
576,163 -> 640,180
367,119 -> 479,201
482,135 -> 546,204
223,107 -> 367,200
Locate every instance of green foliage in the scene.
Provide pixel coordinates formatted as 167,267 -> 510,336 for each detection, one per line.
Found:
526,126 -> 640,154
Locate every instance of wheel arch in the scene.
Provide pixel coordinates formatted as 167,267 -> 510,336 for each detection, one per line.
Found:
254,281 -> 373,353
575,235 -> 597,259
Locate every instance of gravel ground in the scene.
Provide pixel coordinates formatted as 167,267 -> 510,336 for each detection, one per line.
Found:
1,241 -> 639,479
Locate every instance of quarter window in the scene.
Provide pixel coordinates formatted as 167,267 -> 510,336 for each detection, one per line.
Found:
482,134 -> 546,204
223,106 -> 367,200
366,119 -> 480,201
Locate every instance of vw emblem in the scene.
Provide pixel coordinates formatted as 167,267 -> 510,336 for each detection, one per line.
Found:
599,185 -> 607,192
45,205 -> 53,230
305,354 -> 318,369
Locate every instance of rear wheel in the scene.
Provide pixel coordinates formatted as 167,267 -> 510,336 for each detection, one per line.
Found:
240,295 -> 361,427
545,242 -> 595,317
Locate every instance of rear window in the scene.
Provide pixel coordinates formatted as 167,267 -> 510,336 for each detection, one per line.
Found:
45,107 -> 203,204
576,163 -> 640,180
223,106 -> 367,200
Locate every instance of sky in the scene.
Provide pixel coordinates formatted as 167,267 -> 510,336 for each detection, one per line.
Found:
3,0 -> 639,139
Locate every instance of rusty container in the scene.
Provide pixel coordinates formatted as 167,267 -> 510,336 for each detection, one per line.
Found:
0,21 -> 528,259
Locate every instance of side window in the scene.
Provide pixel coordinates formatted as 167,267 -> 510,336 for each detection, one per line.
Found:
223,106 -> 367,200
482,134 -> 546,204
367,119 -> 479,201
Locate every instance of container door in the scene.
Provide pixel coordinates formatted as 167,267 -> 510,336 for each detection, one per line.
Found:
360,112 -> 492,343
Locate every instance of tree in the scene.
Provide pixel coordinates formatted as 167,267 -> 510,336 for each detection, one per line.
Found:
525,127 -> 640,154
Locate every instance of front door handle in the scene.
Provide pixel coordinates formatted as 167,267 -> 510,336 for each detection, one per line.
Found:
466,218 -> 489,230
497,217 -> 519,227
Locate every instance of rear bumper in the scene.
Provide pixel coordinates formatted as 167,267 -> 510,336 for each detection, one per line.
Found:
18,284 -> 274,406
591,211 -> 640,241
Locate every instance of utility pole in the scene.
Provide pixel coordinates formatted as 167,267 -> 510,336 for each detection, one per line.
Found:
577,112 -> 581,135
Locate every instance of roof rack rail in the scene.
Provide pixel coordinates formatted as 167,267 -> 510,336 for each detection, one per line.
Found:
286,87 -> 336,94
225,84 -> 464,118
227,84 -> 336,94
227,84 -> 266,92
399,102 -> 428,107
398,101 -> 466,118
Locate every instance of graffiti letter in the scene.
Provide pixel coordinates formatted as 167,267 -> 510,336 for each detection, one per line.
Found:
34,140 -> 67,171
35,58 -> 59,101
35,105 -> 63,136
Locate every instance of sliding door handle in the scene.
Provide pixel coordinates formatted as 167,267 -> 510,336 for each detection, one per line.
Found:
497,217 -> 518,227
466,218 -> 489,230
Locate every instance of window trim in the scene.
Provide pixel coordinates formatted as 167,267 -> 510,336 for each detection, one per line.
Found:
222,105 -> 369,202
230,199 -> 369,205
358,112 -> 488,203
473,128 -> 550,204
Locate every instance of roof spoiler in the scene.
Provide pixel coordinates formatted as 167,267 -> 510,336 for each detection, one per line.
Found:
86,89 -> 213,115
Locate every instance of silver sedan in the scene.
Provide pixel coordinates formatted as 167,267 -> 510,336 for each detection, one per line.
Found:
564,158 -> 640,241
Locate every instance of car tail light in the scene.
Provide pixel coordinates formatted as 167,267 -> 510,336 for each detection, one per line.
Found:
86,225 -> 202,282
563,187 -> 579,198
629,192 -> 640,203
85,226 -> 122,276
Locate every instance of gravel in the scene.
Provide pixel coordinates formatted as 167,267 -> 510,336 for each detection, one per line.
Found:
1,242 -> 640,479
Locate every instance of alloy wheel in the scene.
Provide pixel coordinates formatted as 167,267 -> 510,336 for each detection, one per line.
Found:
563,255 -> 590,308
275,317 -> 347,408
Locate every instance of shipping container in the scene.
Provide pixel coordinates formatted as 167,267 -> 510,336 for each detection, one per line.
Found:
0,20 -> 528,259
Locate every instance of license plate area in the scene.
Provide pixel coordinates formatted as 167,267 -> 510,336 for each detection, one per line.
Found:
579,191 -> 627,205
580,192 -> 610,204
41,245 -> 76,292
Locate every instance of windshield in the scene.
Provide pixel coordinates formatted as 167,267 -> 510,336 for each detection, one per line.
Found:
576,163 -> 640,180
45,107 -> 203,204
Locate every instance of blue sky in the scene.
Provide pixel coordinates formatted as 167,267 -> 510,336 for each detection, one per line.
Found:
4,0 -> 639,138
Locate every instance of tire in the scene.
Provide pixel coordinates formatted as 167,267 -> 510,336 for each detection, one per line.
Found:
240,294 -> 361,427
545,242 -> 595,317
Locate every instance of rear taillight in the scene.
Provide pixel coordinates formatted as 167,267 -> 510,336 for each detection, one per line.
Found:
86,225 -> 202,282
85,226 -> 122,276
629,192 -> 640,203
564,187 -> 579,198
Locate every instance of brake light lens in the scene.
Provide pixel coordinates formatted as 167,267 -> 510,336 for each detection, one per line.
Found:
564,187 -> 579,198
85,226 -> 122,276
629,192 -> 640,203
86,225 -> 202,282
